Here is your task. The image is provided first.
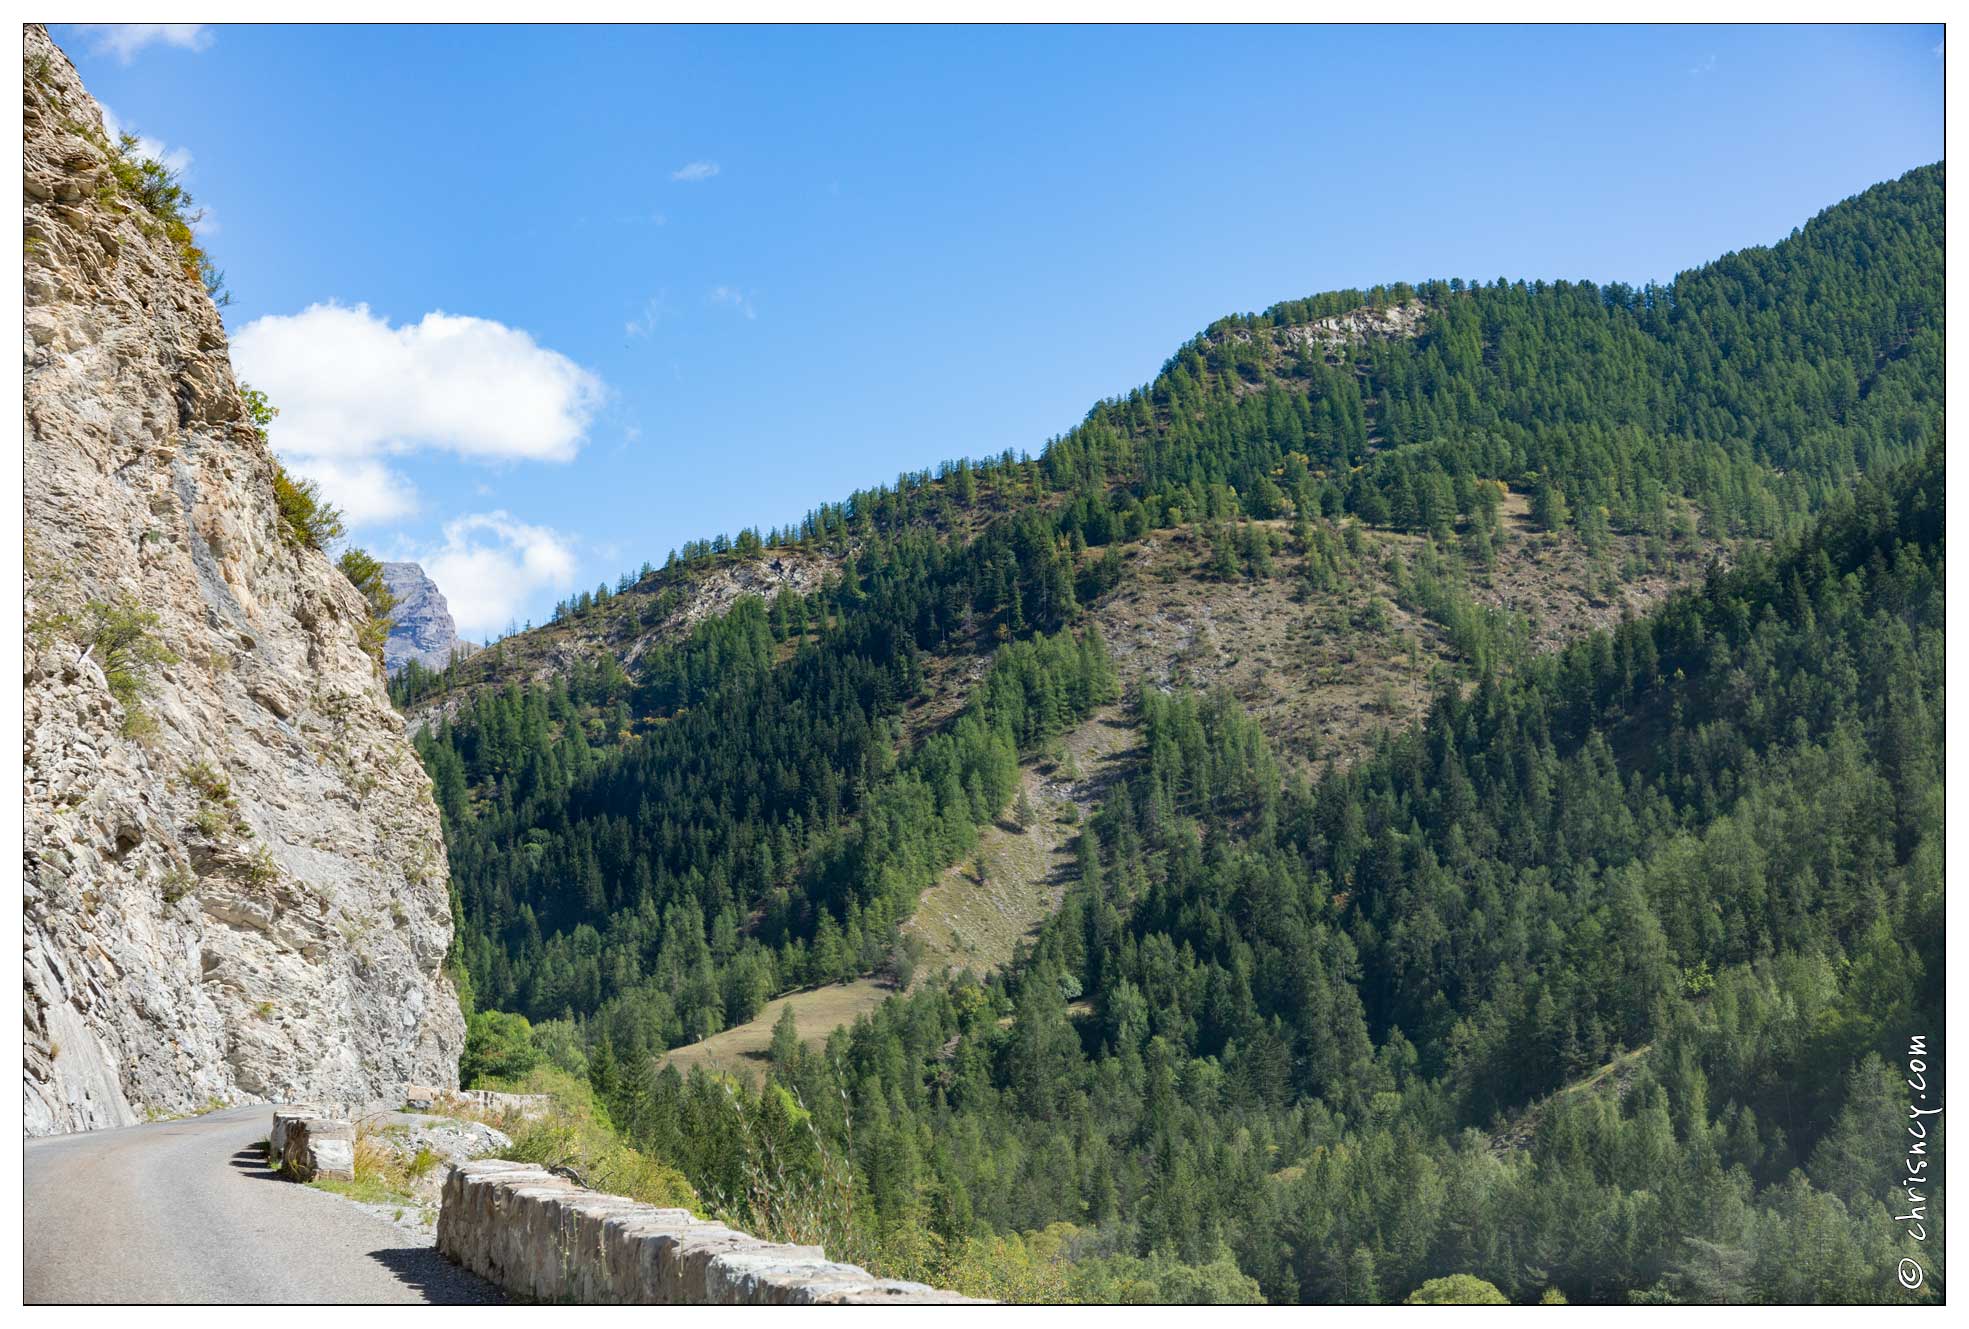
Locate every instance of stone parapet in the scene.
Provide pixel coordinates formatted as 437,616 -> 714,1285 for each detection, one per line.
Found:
436,1160 -> 979,1304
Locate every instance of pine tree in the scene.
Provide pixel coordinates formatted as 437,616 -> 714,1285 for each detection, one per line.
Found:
768,1004 -> 800,1074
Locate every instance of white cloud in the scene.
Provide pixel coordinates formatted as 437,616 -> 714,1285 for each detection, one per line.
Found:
671,161 -> 720,182
298,456 -> 421,527
231,302 -> 604,527
709,286 -> 756,319
624,291 -> 670,339
99,105 -> 192,177
416,512 -> 580,637
1688,53 -> 1718,76
72,24 -> 213,63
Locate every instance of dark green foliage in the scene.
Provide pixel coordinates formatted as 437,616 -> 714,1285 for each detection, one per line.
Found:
419,596 -> 1115,1051
460,1009 -> 540,1087
584,448 -> 1943,1304
402,169 -> 1943,1302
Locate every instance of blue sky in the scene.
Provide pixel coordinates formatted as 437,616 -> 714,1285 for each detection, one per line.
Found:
57,22 -> 1945,636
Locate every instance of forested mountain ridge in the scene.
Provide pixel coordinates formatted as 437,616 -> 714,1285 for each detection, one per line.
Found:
391,544 -> 837,728
404,161 -> 1937,1016
403,166 -> 1942,1301
476,443 -> 1945,1304
401,159 -> 1940,730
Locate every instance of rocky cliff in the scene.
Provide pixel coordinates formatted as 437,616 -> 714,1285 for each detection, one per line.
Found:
380,561 -> 476,676
398,546 -> 835,735
21,25 -> 465,1136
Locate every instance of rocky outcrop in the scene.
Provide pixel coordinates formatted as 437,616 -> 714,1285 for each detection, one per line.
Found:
1211,299 -> 1427,357
1275,298 -> 1427,350
437,1161 -> 980,1304
401,548 -> 835,736
21,25 -> 464,1136
380,561 -> 477,676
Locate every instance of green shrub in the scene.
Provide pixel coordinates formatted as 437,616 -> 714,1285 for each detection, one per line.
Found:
183,759 -> 231,803
241,385 -> 277,444
54,598 -> 179,737
461,1009 -> 541,1086
528,1018 -> 590,1080
160,866 -> 195,903
88,125 -> 227,304
83,599 -> 175,706
242,845 -> 279,887
243,383 -> 347,552
493,1066 -> 699,1211
337,548 -> 397,672
272,465 -> 345,552
1405,1275 -> 1511,1305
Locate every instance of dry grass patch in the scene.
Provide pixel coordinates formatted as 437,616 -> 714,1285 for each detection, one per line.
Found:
657,979 -> 893,1085
905,706 -> 1136,983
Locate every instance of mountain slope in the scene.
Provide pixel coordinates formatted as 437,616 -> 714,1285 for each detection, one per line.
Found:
684,443 -> 1938,1303
403,164 -> 1939,1080
386,161 -> 1942,1303
21,26 -> 464,1134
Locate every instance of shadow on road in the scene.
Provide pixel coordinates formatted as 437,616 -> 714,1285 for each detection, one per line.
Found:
228,1144 -> 287,1183
368,1247 -> 507,1304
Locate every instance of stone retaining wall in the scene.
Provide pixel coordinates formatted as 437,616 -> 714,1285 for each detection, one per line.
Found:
270,1108 -> 355,1182
436,1160 -> 978,1304
405,1085 -> 552,1121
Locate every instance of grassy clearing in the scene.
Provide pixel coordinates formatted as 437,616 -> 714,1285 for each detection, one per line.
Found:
657,980 -> 893,1085
905,705 -> 1136,982
657,708 -> 1139,1084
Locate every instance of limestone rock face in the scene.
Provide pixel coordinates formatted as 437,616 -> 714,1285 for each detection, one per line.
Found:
21,25 -> 465,1136
380,561 -> 476,676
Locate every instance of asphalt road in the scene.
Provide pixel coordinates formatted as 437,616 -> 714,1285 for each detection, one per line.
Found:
23,1104 -> 503,1304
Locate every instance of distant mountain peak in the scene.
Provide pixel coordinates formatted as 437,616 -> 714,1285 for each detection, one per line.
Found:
381,561 -> 478,675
